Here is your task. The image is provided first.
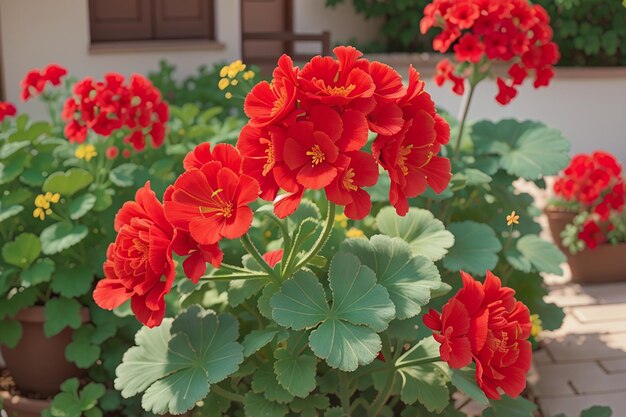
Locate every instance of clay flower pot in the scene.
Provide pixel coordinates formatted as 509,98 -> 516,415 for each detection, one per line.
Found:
545,208 -> 626,283
0,306 -> 90,397
1,390 -> 50,417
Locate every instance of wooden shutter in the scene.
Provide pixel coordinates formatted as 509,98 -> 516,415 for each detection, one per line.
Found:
89,0 -> 153,42
153,0 -> 215,40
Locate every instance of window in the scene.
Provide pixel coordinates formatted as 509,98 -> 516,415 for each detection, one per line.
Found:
89,0 -> 215,43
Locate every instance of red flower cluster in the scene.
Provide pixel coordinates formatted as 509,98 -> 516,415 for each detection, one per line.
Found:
20,64 -> 67,101
61,73 -> 169,151
578,219 -> 614,250
239,46 -> 451,218
163,143 -> 259,281
0,102 -> 17,122
424,271 -> 532,399
553,151 -> 624,220
93,183 -> 176,328
421,0 -> 560,104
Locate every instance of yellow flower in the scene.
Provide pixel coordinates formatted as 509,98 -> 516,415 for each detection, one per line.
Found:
334,213 -> 348,229
226,60 -> 247,78
243,70 -> 255,81
75,144 -> 97,161
347,227 -> 365,239
530,314 -> 543,338
33,192 -> 60,221
219,65 -> 229,78
218,78 -> 230,91
225,92 -> 233,99
506,210 -> 520,226
231,79 -> 239,86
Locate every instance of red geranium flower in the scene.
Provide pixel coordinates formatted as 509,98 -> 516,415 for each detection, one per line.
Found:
20,64 -> 67,101
0,101 -> 17,122
454,34 -> 485,63
164,147 -> 260,245
424,270 -> 532,399
93,182 -> 175,328
495,78 -> 518,105
237,124 -> 283,201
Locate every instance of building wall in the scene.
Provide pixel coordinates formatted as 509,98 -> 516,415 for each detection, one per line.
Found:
427,74 -> 626,164
0,0 -> 242,117
292,0 -> 382,55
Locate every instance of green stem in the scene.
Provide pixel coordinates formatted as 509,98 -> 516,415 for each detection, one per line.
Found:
210,385 -> 245,404
289,201 -> 336,274
339,371 -> 352,417
199,272 -> 268,281
452,81 -> 476,161
241,233 -> 281,282
395,356 -> 441,370
368,369 -> 395,417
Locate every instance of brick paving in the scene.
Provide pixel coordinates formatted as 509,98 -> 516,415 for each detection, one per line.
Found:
529,273 -> 626,417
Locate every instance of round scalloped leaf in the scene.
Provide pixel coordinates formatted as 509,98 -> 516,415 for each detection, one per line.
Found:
471,119 -> 570,180
341,235 -> 441,320
69,193 -> 96,220
40,223 -> 88,255
443,221 -> 502,275
43,168 -> 93,197
515,235 -> 566,275
2,233 -> 41,268
274,348 -> 317,398
115,306 -> 243,415
244,393 -> 288,417
376,207 -> 454,261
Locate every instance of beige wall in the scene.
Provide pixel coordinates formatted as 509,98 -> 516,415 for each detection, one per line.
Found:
293,0 -> 382,55
0,0 -> 241,116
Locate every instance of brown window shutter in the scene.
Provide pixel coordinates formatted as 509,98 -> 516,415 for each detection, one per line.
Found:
89,0 -> 153,42
153,0 -> 215,40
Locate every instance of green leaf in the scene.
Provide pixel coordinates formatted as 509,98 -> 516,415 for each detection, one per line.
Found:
2,232 -> 41,268
0,204 -> 23,223
44,297 -> 83,337
451,366 -> 489,406
274,348 -> 317,398
69,193 -> 96,220
472,120 -> 570,180
65,325 -> 101,368
43,168 -> 94,197
252,364 -> 294,404
115,306 -> 243,415
40,223 -> 88,255
341,235 -> 441,319
482,395 -> 537,417
581,406 -> 613,417
0,319 -> 22,348
0,287 -> 38,319
229,278 -> 267,307
0,152 -> 28,185
109,163 -> 149,187
243,329 -> 278,357
244,393 -> 288,417
513,235 -> 566,275
21,258 -> 55,286
507,272 -> 565,331
289,395 -> 330,417
92,188 -> 113,212
395,337 -> 449,413
50,264 -> 93,297
443,222 -> 502,275
49,378 -> 105,417
271,253 -> 395,371
375,207 -> 454,261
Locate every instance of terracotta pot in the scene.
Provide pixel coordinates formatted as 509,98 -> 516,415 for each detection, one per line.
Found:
0,306 -> 90,397
544,208 -> 577,252
545,208 -> 626,283
1,390 -> 50,417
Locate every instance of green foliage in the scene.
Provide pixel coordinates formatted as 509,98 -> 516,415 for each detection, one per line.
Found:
47,378 -> 105,417
554,406 -> 613,417
481,395 -> 537,417
114,306 -> 244,415
443,221 -> 502,275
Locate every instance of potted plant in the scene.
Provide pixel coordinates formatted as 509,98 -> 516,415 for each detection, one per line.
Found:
545,151 -> 625,283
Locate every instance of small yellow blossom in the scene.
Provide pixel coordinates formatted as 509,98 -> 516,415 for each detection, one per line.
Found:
231,79 -> 239,86
33,192 -> 60,221
226,60 -> 247,78
75,144 -> 97,162
219,66 -> 229,78
218,78 -> 229,90
530,314 -> 543,338
334,213 -> 348,229
506,210 -> 520,226
225,92 -> 233,99
347,227 -> 365,239
243,70 -> 255,81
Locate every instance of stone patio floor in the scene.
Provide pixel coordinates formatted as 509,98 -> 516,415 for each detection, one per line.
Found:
528,271 -> 626,417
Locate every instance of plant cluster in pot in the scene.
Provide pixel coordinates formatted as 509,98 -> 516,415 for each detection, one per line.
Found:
545,151 -> 626,283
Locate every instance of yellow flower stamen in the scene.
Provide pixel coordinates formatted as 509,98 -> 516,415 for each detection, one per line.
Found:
530,314 -> 542,338
306,145 -> 325,166
506,210 -> 520,226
